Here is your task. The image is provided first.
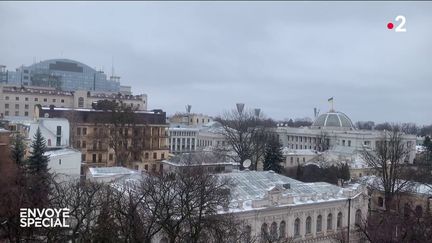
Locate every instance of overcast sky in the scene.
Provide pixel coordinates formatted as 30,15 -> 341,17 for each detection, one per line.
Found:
1,2 -> 431,124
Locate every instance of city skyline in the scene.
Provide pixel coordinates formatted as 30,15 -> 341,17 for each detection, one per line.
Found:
1,2 -> 431,124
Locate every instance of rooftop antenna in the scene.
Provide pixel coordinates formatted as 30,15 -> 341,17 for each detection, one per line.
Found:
236,103 -> 244,114
328,97 -> 334,112
314,108 -> 320,118
185,104 -> 192,114
254,108 -> 261,118
111,56 -> 115,77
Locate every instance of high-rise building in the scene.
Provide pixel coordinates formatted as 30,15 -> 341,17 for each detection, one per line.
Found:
1,59 -> 125,92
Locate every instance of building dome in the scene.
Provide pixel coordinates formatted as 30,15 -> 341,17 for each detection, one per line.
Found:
311,110 -> 354,130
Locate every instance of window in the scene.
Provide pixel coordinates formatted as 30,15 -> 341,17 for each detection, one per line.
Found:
47,139 -> 51,146
161,153 -> 165,159
25,104 -> 29,109
77,127 -> 81,136
76,141 -> 80,148
56,137 -> 61,146
24,111 -> 28,116
5,111 -> 9,116
43,98 -> 47,102
294,218 -> 300,237
404,203 -> 411,218
61,99 -> 64,103
244,225 -> 252,243
145,153 -> 149,159
144,164 -> 148,170
15,104 -> 19,109
109,154 -> 113,161
78,97 -> 84,108
14,111 -> 19,116
83,128 -> 87,135
5,96 -> 9,100
348,140 -> 351,147
152,164 -> 156,172
261,223 -> 269,241
82,141 -> 86,148
98,154 -> 102,163
34,98 -> 38,101
306,216 -> 312,234
81,154 -> 86,162
270,222 -> 278,241
342,140 -> 345,146
52,99 -> 56,102
337,212 -> 342,229
317,215 -> 322,232
415,205 -> 423,217
153,152 -> 157,159
4,104 -> 8,109
15,97 -> 19,101
327,214 -> 333,230
355,209 -> 362,226
378,197 -> 384,207
92,154 -> 96,163
58,159 -> 61,165
279,221 -> 286,239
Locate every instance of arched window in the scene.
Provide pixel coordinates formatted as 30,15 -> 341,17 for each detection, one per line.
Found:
316,215 -> 322,232
270,222 -> 278,241
404,203 -> 411,218
355,209 -> 362,226
337,212 -> 343,229
78,97 -> 84,108
294,218 -> 301,237
261,223 -> 269,242
244,225 -> 252,243
378,197 -> 384,207
327,213 -> 333,230
279,221 -> 286,239
415,205 -> 423,217
160,237 -> 168,243
306,216 -> 312,234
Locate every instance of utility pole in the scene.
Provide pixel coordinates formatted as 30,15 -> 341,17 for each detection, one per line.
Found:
347,197 -> 351,242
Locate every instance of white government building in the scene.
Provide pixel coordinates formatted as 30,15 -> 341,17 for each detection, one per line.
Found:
221,170 -> 368,242
276,108 -> 417,164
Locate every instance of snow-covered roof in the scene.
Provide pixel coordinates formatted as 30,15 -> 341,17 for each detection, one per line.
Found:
359,176 -> 432,196
88,166 -> 138,178
45,148 -> 80,157
282,147 -> 319,156
218,170 -> 364,212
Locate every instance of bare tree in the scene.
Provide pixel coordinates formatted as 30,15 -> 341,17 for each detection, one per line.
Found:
361,124 -> 412,211
216,107 -> 274,169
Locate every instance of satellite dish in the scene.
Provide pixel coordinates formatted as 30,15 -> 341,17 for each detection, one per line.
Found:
243,159 -> 251,169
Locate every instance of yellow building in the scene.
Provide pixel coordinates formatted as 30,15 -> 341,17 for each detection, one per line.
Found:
37,106 -> 168,173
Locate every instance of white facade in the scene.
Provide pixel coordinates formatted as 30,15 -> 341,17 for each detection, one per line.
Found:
220,171 -> 369,242
5,117 -> 70,149
282,148 -> 320,168
276,110 -> 417,164
168,121 -> 226,154
46,148 -> 81,180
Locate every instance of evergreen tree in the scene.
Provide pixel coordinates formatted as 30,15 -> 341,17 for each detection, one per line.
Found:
10,133 -> 26,168
262,136 -> 284,173
27,127 -> 50,207
296,163 -> 303,180
424,136 -> 432,161
338,163 -> 351,182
